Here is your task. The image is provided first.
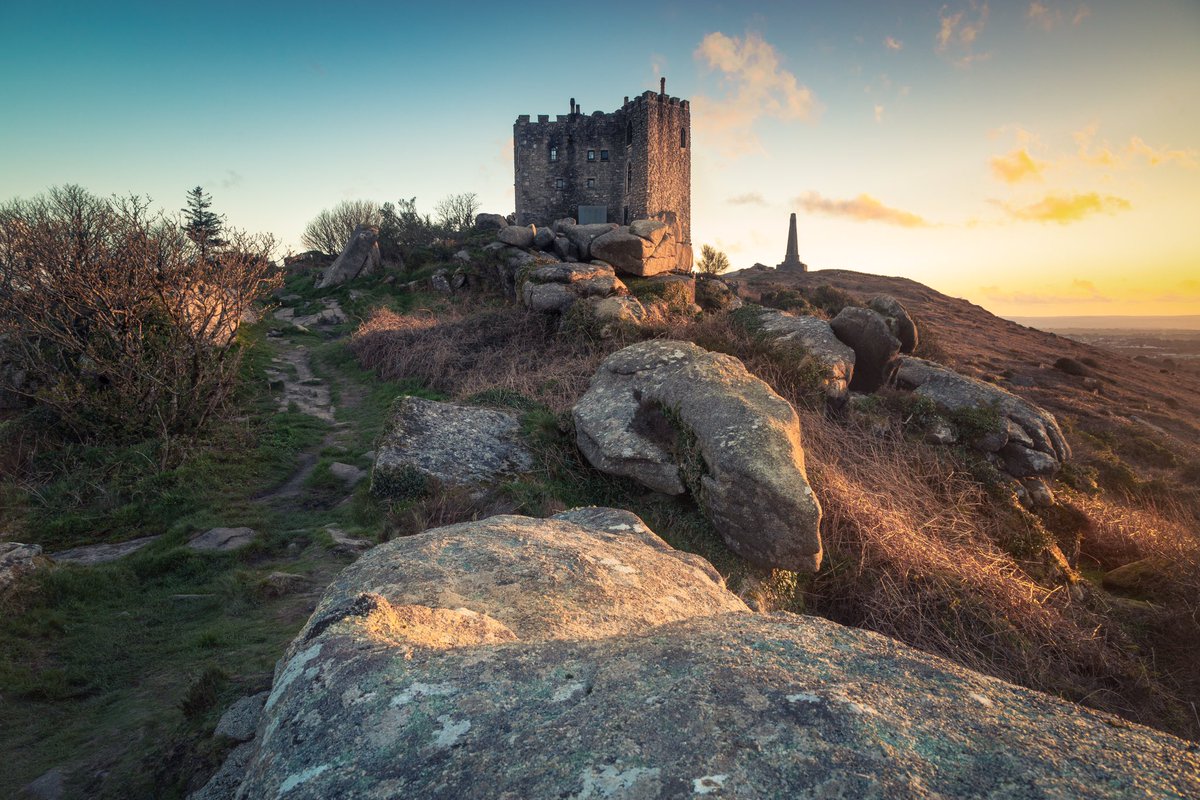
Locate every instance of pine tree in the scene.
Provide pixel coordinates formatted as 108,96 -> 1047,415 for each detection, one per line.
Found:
182,186 -> 226,255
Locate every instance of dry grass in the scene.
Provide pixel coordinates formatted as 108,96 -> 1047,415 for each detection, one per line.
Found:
351,302 -> 618,413
1073,493 -> 1200,585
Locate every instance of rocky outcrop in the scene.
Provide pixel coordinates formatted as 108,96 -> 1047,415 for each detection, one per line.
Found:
521,262 -> 626,314
830,306 -> 901,392
591,222 -> 678,277
316,224 -> 381,289
869,294 -> 919,354
221,511 -> 1200,800
750,308 -> 856,404
473,213 -> 508,231
372,398 -> 534,499
573,340 -> 822,571
563,223 -> 618,260
896,356 -> 1071,476
496,225 -> 535,249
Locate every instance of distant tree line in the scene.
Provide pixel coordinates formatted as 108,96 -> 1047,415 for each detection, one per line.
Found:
301,193 -> 481,262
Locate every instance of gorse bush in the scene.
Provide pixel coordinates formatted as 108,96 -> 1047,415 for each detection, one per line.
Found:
0,185 -> 279,444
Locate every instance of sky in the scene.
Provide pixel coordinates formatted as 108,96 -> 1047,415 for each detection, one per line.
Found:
1,0 -> 1197,318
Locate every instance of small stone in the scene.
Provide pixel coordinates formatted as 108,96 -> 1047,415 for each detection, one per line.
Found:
187,527 -> 257,552
214,691 -> 269,742
330,462 -> 366,486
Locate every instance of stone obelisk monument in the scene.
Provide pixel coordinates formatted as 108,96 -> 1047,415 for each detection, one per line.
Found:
777,212 -> 807,272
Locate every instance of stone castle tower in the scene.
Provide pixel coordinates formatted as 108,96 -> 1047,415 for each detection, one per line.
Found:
514,78 -> 692,269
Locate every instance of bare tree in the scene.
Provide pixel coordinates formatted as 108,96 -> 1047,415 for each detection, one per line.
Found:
0,185 -> 280,449
301,199 -> 381,256
433,192 -> 480,236
697,244 -> 731,274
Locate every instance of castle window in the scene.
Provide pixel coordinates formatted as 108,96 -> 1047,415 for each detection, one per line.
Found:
549,146 -> 558,162
626,162 -> 632,191
681,127 -> 687,148
587,178 -> 595,188
587,149 -> 596,162
555,178 -> 565,189
625,121 -> 633,145
600,150 -> 609,161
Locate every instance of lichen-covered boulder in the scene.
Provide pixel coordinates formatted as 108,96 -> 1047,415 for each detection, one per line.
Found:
628,218 -> 669,248
869,295 -> 919,354
895,357 -> 1071,476
532,227 -> 555,251
222,511 -> 1200,800
573,340 -> 822,571
830,306 -> 901,392
563,223 -> 618,259
752,308 -> 856,403
589,227 -> 655,273
521,262 -> 626,315
316,224 -> 381,289
473,213 -> 508,231
496,224 -> 535,249
372,398 -> 534,498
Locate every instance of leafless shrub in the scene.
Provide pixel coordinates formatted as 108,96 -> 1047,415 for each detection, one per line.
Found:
301,199 -> 381,256
433,192 -> 480,237
0,185 -> 279,446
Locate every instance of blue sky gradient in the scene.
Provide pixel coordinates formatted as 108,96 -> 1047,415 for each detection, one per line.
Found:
2,1 -> 1197,315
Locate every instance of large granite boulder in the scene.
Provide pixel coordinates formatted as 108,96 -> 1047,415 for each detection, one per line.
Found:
316,224 -> 381,289
372,398 -> 534,498
869,295 -> 919,354
752,308 -> 856,404
573,340 -> 822,571
562,223 -> 618,260
895,357 -> 1071,476
591,223 -> 678,277
496,224 -> 535,249
830,306 -> 901,392
521,262 -> 626,314
473,213 -> 508,231
217,511 -> 1200,800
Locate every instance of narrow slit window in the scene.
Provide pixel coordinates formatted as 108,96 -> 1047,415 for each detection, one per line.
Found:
626,121 -> 633,145
626,162 -> 632,191
549,146 -> 558,162
680,127 -> 687,148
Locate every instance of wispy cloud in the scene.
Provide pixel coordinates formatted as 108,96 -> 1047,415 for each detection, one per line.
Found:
1001,191 -> 1130,224
1128,136 -> 1199,168
728,192 -> 768,206
989,147 -> 1047,183
884,36 -> 903,51
1027,1 -> 1090,29
693,31 -> 819,157
937,2 -> 990,66
1074,123 -> 1198,169
797,191 -> 931,227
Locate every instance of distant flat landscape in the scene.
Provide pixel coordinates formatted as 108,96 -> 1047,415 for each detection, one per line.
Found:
1006,315 -> 1200,331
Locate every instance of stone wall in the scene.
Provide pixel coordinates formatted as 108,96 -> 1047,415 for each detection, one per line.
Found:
514,88 -> 691,269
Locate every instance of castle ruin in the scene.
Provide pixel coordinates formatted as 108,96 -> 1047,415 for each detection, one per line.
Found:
514,78 -> 692,270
